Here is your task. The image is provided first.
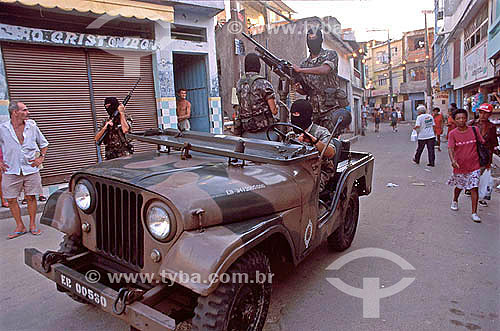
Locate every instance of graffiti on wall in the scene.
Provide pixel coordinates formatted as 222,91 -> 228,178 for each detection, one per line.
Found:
210,77 -> 220,97
0,23 -> 158,51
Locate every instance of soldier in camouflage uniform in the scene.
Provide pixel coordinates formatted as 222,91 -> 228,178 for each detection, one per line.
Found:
293,28 -> 351,135
94,97 -> 134,160
291,100 -> 338,193
236,53 -> 278,140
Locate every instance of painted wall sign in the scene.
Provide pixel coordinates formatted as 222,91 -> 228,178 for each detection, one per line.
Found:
464,40 -> 488,85
0,23 -> 158,51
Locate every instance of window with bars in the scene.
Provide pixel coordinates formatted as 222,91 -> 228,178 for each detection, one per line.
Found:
378,74 -> 387,86
464,5 -> 488,53
377,51 -> 388,64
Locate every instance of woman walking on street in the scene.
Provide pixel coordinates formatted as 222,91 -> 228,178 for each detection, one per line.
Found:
447,109 -> 485,223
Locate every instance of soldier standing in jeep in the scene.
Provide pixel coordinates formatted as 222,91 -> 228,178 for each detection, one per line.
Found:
236,53 -> 278,140
293,28 -> 352,135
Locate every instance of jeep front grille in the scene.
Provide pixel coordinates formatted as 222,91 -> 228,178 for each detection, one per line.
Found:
95,182 -> 144,270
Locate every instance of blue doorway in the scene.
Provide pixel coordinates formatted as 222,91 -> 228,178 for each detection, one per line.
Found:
173,53 -> 210,132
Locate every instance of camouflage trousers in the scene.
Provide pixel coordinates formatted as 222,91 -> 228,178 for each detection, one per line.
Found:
319,160 -> 336,193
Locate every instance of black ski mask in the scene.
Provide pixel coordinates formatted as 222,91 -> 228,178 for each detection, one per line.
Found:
291,99 -> 313,131
104,97 -> 119,116
245,53 -> 261,73
307,28 -> 323,55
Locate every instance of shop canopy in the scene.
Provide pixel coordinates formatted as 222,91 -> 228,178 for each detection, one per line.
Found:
0,0 -> 174,22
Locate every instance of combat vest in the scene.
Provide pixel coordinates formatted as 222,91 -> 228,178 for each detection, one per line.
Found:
236,74 -> 275,133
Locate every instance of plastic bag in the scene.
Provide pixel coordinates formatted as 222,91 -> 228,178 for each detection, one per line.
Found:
478,169 -> 493,200
410,130 -> 418,142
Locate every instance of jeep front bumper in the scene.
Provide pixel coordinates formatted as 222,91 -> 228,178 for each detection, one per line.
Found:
24,248 -> 176,331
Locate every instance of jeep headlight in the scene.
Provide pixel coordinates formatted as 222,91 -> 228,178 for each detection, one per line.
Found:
146,202 -> 175,241
74,179 -> 95,214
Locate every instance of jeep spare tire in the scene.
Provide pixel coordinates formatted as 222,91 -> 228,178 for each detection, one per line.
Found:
192,250 -> 272,331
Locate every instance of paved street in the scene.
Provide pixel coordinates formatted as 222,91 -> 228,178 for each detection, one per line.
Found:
0,122 -> 498,331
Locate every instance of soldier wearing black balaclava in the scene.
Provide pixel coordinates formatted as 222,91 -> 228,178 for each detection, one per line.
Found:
291,99 -> 339,193
94,97 -> 133,160
235,53 -> 278,140
293,28 -> 352,134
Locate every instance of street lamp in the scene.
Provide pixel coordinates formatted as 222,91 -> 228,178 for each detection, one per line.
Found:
367,28 -> 394,107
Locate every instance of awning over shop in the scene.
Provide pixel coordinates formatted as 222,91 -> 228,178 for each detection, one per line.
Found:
0,0 -> 174,22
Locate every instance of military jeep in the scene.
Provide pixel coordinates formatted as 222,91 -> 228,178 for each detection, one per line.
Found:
25,126 -> 374,331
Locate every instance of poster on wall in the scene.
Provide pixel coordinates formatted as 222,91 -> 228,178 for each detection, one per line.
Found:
464,40 -> 489,85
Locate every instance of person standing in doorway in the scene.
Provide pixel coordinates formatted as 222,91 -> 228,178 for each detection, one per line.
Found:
176,88 -> 191,131
447,109 -> 485,223
432,107 -> 444,152
0,101 -> 48,239
413,105 -> 436,166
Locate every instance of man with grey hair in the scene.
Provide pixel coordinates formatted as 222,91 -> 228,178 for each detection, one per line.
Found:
413,104 -> 436,166
0,101 -> 48,239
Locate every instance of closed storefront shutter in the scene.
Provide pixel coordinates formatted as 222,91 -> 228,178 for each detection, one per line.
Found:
88,49 -> 157,154
1,42 -> 97,185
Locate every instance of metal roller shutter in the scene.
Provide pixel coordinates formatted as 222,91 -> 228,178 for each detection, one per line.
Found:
88,49 -> 157,154
1,42 -> 97,185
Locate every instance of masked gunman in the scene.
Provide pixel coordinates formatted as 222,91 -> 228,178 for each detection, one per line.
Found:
291,99 -> 337,193
236,53 -> 278,140
293,28 -> 351,134
94,97 -> 133,160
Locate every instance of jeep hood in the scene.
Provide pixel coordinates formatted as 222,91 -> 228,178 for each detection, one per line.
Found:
76,151 -> 302,230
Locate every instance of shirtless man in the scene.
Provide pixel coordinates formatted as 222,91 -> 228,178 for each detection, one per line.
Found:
176,88 -> 191,131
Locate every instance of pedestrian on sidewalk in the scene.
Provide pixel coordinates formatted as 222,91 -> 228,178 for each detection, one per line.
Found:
413,105 -> 436,166
390,108 -> 398,132
432,107 -> 444,151
467,103 -> 498,207
373,107 -> 381,132
446,103 -> 458,141
0,101 -> 49,239
447,108 -> 485,223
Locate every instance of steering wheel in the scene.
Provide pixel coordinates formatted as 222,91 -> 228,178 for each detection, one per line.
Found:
266,122 -> 308,143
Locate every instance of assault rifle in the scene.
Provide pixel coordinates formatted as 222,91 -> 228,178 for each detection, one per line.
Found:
97,77 -> 141,145
241,32 -> 313,97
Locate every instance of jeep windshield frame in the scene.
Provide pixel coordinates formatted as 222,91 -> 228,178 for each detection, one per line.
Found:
128,129 -> 319,165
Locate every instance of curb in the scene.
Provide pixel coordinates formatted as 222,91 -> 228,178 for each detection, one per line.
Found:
0,201 -> 45,220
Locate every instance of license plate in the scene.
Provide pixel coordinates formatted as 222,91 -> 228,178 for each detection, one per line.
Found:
55,269 -> 108,308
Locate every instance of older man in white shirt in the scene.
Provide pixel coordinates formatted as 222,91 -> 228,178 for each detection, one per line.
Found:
0,101 -> 48,239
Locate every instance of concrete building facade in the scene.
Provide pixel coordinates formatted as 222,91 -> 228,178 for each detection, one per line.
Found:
0,0 -> 223,190
435,0 -> 499,112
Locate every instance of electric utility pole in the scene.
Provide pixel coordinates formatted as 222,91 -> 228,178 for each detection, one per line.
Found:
423,10 -> 433,111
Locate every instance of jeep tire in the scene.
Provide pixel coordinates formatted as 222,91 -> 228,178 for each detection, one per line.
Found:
192,250 -> 272,331
328,191 -> 359,251
56,234 -> 89,304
